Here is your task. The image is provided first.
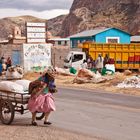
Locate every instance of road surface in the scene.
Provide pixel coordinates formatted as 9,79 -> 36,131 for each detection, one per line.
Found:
0,87 -> 140,140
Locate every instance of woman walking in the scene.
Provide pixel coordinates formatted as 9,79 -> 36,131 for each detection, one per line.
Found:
28,68 -> 57,126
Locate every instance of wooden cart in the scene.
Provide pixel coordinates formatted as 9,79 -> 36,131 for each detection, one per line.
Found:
0,90 -> 44,125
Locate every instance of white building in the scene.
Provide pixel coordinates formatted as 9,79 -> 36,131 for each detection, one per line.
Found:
49,38 -> 70,47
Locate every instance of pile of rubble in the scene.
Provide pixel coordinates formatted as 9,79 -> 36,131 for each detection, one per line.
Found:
55,67 -> 113,84
117,75 -> 140,88
73,68 -> 113,84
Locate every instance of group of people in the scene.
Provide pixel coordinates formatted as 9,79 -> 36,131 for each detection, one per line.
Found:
0,56 -> 12,74
81,53 -> 113,73
28,67 -> 57,126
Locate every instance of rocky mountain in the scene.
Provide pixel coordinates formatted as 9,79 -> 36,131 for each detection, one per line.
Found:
0,15 -> 46,40
47,15 -> 67,37
1,0 -> 140,39
60,0 -> 140,37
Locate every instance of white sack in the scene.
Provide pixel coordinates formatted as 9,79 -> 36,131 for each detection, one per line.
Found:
0,81 -> 24,93
105,64 -> 115,73
15,80 -> 31,91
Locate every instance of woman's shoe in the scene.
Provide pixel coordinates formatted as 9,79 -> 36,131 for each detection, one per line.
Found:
31,121 -> 38,126
44,121 -> 52,125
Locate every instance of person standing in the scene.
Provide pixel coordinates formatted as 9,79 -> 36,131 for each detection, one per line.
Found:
87,55 -> 93,69
6,57 -> 12,70
1,56 -> 6,71
95,53 -> 104,73
0,59 -> 2,75
104,54 -> 110,67
81,60 -> 88,69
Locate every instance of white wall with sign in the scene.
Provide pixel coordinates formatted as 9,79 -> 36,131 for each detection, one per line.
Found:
23,43 -> 52,72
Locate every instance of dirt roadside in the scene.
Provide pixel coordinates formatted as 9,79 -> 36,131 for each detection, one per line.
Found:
23,72 -> 140,96
0,125 -> 101,140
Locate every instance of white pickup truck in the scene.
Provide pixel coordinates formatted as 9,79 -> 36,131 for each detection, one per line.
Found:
64,51 -> 86,69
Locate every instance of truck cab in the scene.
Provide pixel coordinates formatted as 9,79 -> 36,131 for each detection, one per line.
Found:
64,51 -> 86,69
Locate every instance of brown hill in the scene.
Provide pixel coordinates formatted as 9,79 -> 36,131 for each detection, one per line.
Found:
1,0 -> 140,39
60,0 -> 140,37
47,15 -> 67,37
0,15 -> 46,40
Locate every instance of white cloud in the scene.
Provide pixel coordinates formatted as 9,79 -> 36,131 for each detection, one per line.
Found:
0,8 -> 69,19
0,0 -> 74,11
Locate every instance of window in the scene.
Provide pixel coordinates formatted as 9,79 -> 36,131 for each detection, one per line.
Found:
72,54 -> 83,62
106,37 -> 120,43
58,41 -> 61,45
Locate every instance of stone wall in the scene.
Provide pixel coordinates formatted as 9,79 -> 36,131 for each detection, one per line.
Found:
0,43 -> 23,65
51,46 -> 82,68
51,46 -> 70,68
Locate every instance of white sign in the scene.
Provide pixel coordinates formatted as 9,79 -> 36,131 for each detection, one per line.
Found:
27,33 -> 46,38
23,43 -> 52,72
27,27 -> 46,32
26,22 -> 46,43
27,22 -> 46,27
27,39 -> 46,43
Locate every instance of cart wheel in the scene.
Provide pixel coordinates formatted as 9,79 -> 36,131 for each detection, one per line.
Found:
0,100 -> 15,125
36,112 -> 45,120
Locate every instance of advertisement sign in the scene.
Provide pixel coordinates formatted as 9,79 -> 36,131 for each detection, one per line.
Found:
23,43 -> 52,72
26,22 -> 46,43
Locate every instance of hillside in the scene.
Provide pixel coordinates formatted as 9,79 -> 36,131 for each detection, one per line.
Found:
1,0 -> 140,39
47,15 -> 67,37
60,0 -> 140,37
0,15 -> 46,39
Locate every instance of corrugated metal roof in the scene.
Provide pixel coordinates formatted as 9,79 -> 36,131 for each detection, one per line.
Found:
131,36 -> 140,42
70,28 -> 111,38
48,38 -> 70,41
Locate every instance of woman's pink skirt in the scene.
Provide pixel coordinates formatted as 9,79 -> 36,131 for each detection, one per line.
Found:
28,93 -> 56,113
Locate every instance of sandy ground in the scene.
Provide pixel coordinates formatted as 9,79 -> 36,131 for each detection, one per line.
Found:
0,125 -> 99,140
23,71 -> 140,96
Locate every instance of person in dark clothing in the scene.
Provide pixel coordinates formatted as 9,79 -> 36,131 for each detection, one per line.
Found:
104,54 -> 110,67
6,57 -> 12,70
0,60 -> 2,75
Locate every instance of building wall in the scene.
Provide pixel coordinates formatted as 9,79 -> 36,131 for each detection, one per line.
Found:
95,28 -> 130,44
0,44 -> 23,66
54,40 -> 70,46
70,28 -> 130,48
51,46 -> 70,68
51,46 -> 82,68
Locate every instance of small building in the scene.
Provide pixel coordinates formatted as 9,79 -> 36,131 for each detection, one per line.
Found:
131,36 -> 140,43
70,28 -> 131,48
48,38 -> 70,47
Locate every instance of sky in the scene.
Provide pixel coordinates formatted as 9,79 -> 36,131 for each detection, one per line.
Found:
0,0 -> 74,19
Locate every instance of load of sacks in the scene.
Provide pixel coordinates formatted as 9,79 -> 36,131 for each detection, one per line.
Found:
5,65 -> 24,80
0,79 -> 31,93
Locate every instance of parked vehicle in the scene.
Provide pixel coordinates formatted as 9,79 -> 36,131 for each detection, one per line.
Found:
64,43 -> 140,70
64,51 -> 86,69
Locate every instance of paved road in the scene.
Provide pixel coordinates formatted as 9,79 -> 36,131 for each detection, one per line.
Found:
0,87 -> 140,140
52,87 -> 140,140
